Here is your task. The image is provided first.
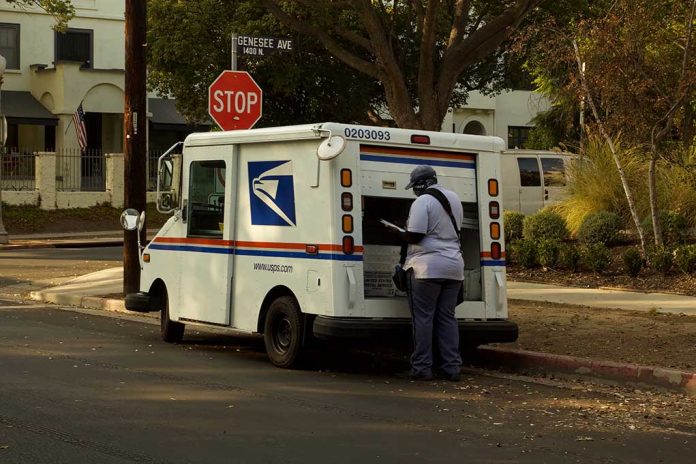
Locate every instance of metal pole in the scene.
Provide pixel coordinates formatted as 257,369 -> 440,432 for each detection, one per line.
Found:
0,54 -> 9,244
231,33 -> 238,71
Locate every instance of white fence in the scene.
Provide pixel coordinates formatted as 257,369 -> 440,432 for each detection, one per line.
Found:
0,150 -> 159,210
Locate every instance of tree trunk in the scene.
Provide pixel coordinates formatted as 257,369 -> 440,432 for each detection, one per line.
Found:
573,41 -> 647,255
648,153 -> 662,246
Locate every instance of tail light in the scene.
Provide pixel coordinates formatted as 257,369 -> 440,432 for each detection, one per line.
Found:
490,222 -> 500,240
489,201 -> 500,219
340,169 -> 352,187
342,215 -> 353,233
491,242 -> 501,259
488,179 -> 499,196
411,135 -> 430,145
342,236 -> 354,254
341,192 -> 353,211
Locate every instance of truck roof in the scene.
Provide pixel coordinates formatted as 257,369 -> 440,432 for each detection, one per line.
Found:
184,122 -> 505,154
502,149 -> 576,157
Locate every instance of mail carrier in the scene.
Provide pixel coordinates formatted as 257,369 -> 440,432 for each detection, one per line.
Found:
124,123 -> 518,367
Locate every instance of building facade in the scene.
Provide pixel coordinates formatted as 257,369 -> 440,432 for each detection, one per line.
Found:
0,0 -> 549,208
0,0 -> 194,157
442,90 -> 551,149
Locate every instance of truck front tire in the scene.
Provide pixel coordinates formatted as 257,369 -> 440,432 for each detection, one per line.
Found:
159,288 -> 185,343
263,296 -> 304,368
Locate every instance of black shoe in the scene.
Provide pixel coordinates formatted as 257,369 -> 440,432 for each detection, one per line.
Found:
409,371 -> 434,381
439,371 -> 461,382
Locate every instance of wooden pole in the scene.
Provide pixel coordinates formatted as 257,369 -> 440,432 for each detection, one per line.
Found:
123,0 -> 147,294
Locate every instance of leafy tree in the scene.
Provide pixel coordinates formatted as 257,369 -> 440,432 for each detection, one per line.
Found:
260,0 -> 544,130
523,0 -> 695,251
6,0 -> 75,30
147,0 -> 381,126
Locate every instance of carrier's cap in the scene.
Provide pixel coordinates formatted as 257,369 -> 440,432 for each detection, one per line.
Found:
405,165 -> 436,189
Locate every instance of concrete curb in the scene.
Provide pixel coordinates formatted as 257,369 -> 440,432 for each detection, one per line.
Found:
474,346 -> 696,396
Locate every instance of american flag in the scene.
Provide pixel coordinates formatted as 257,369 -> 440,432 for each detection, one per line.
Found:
72,102 -> 88,152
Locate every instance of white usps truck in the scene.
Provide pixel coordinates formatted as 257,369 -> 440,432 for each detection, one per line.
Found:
124,123 -> 517,367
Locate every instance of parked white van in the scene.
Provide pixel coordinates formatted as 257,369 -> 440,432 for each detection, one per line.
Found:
500,150 -> 577,214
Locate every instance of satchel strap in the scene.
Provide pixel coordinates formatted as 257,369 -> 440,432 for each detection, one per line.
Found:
399,188 -> 461,265
423,188 -> 460,239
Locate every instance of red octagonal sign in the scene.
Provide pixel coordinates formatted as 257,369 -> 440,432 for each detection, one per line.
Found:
208,70 -> 263,131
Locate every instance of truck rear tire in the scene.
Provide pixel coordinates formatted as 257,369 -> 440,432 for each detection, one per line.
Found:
263,296 -> 304,368
160,288 -> 184,343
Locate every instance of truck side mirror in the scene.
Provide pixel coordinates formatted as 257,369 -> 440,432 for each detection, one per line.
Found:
156,150 -> 182,214
120,208 -> 141,231
317,135 -> 346,160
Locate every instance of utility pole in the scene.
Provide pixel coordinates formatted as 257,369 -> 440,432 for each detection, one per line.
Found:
0,54 -> 8,245
123,0 -> 147,294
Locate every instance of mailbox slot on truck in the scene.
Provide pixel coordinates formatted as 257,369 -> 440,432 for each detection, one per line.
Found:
124,123 -> 518,367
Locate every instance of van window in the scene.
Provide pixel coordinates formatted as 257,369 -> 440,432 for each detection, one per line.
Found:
188,161 -> 225,238
541,158 -> 566,187
517,158 -> 541,186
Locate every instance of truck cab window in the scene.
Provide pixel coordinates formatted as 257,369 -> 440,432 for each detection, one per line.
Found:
188,161 -> 226,238
517,157 -> 541,187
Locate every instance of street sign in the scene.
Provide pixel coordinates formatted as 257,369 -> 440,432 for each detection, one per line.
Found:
208,70 -> 263,131
236,35 -> 293,56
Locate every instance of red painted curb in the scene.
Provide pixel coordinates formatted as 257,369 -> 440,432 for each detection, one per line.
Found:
475,346 -> 696,395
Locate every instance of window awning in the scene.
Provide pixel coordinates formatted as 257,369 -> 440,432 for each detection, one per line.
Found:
148,98 -> 209,131
1,91 -> 58,126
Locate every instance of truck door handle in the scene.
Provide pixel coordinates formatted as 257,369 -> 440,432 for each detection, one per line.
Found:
346,267 -> 356,309
544,189 -> 549,200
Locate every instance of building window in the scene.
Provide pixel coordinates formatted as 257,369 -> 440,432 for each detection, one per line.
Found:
0,23 -> 20,69
508,126 -> 531,149
55,29 -> 93,67
463,120 -> 486,136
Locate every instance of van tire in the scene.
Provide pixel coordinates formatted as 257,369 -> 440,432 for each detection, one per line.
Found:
160,288 -> 184,343
264,296 -> 303,368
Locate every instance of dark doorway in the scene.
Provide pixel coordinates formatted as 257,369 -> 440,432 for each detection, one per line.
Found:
81,112 -> 104,191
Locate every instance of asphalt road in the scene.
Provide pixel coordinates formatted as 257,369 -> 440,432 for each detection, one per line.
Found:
1,298 -> 695,463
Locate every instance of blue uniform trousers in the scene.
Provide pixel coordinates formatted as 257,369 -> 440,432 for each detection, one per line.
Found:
407,275 -> 463,377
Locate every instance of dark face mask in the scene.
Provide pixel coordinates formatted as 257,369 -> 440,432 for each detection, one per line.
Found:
412,177 -> 436,196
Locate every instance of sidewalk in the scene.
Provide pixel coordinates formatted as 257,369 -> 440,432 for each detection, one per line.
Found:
0,230 -> 158,250
5,233 -> 696,394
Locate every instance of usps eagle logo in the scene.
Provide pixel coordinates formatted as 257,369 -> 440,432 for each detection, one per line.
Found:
248,160 -> 297,226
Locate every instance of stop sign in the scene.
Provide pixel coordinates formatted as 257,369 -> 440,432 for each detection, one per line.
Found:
208,71 -> 263,131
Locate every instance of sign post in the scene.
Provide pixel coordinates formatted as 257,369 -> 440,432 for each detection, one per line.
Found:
208,71 -> 263,131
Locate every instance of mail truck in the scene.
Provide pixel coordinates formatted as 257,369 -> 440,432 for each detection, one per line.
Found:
124,123 -> 518,367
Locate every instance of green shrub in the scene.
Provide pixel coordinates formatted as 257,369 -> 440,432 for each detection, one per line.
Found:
576,211 -> 622,245
622,248 -> 644,278
510,239 -> 537,269
523,210 -> 569,243
503,210 -> 525,244
673,245 -> 696,274
582,243 -> 611,273
649,245 -> 674,275
537,239 -> 560,269
558,243 -> 581,272
642,211 -> 688,245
